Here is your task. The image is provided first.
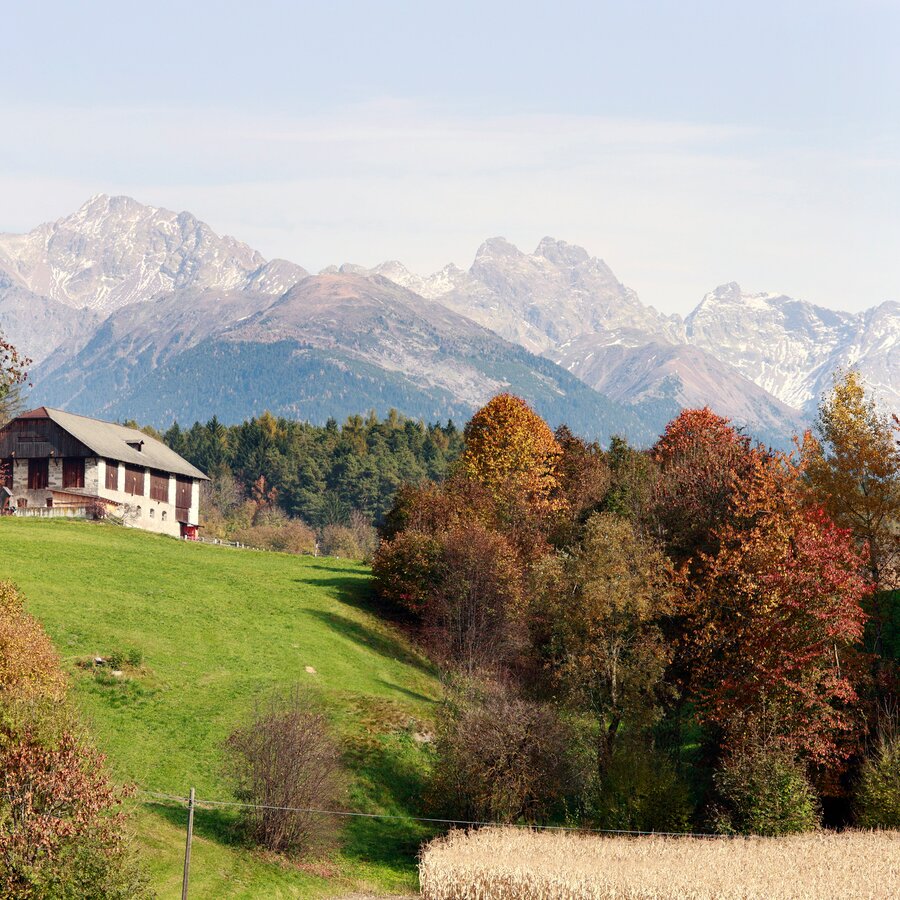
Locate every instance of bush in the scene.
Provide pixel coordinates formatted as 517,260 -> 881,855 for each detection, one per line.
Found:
318,523 -> 371,559
429,681 -> 578,824
0,581 -> 148,897
856,736 -> 900,828
585,738 -> 693,833
712,744 -> 819,835
372,530 -> 444,616
0,728 -> 148,899
225,687 -> 343,855
231,519 -> 317,554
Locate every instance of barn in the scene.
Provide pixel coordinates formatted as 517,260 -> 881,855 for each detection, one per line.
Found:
0,407 -> 207,538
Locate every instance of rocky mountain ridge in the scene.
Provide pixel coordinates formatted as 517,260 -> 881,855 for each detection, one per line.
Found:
353,241 -> 897,420
1,195 -> 896,444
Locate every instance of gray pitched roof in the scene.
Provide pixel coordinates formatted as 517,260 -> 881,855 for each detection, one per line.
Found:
40,408 -> 208,480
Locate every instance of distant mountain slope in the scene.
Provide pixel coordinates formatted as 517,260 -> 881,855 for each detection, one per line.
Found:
352,240 -> 807,440
34,274 -> 654,442
686,283 -> 900,415
3,195 -> 896,447
0,194 -> 307,314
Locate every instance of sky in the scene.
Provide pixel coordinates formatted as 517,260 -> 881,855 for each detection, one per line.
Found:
2,0 -> 899,315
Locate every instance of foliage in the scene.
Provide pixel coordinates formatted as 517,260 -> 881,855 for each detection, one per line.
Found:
425,524 -> 524,673
428,680 -> 578,824
533,513 -> 676,767
802,370 -> 900,656
459,393 -> 564,515
687,453 -> 870,766
584,737 -> 693,833
231,519 -> 318,555
712,741 -> 820,836
0,580 -> 147,898
0,581 -> 66,708
225,686 -> 344,855
372,530 -> 445,616
855,735 -> 900,828
651,407 -> 754,567
0,331 -> 30,427
165,408 -> 463,528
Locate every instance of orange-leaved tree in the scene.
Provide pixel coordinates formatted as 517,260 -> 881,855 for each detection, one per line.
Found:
459,394 -> 564,514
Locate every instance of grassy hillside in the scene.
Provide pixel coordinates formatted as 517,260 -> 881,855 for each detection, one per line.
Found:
0,518 -> 441,898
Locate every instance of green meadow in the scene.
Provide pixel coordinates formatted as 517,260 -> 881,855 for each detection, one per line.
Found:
0,518 -> 440,898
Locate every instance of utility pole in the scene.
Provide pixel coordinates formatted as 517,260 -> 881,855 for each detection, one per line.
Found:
182,788 -> 195,900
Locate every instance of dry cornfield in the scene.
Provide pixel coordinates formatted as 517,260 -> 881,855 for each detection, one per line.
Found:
418,826 -> 900,899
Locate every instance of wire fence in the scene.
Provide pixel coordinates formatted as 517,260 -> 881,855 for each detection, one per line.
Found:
135,788 -> 730,840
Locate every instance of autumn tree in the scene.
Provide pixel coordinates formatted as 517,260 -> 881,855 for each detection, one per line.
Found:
651,408 -> 756,569
533,513 -> 676,771
686,454 -> 870,767
550,426 -> 610,546
459,393 -> 564,514
802,370 -> 900,657
425,523 -> 524,673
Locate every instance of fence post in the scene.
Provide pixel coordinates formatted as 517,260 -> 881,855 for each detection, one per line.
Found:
182,787 -> 195,900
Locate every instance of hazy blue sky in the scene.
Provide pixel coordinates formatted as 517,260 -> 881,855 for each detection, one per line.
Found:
2,0 -> 899,313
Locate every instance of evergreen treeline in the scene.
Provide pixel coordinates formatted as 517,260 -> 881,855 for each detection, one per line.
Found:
161,409 -> 463,528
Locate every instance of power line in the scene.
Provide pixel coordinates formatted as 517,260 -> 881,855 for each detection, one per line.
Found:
135,788 -> 729,839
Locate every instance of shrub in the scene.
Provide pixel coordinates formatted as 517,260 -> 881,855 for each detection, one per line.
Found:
0,581 -> 148,897
372,530 -> 444,617
125,647 -> 143,668
856,736 -> 900,828
585,738 -> 693,833
318,524 -> 364,559
231,519 -> 317,554
225,687 -> 343,855
712,744 -> 820,835
429,681 -> 578,824
0,728 -> 148,899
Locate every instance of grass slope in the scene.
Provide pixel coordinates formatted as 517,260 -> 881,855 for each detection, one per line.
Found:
0,518 -> 440,898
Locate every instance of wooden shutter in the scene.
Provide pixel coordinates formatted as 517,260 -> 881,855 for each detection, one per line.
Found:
124,465 -> 145,496
105,460 -> 119,491
27,459 -> 49,490
175,477 -> 192,521
0,459 -> 11,489
150,471 -> 169,502
62,458 -> 85,489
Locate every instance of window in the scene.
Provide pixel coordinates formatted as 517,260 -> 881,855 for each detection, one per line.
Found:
136,506 -> 142,517
124,465 -> 145,496
27,458 -> 49,490
105,460 -> 119,491
62,458 -> 85,489
150,471 -> 169,502
46,497 -> 53,508
161,510 -> 167,522
149,508 -> 155,518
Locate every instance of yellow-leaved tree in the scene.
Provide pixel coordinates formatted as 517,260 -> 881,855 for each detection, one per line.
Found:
801,370 -> 900,657
459,394 -> 563,514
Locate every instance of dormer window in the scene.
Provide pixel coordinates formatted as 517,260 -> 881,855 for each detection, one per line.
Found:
127,440 -> 143,452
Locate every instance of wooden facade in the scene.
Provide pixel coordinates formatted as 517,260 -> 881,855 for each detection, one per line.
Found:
0,408 -> 206,538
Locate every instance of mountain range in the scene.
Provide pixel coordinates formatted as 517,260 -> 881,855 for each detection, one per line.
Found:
1,195 -> 896,445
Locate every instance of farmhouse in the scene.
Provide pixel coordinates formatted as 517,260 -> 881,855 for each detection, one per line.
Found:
0,407 -> 207,538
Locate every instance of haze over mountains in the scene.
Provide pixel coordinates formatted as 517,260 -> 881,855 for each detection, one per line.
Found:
1,195 -> 896,444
